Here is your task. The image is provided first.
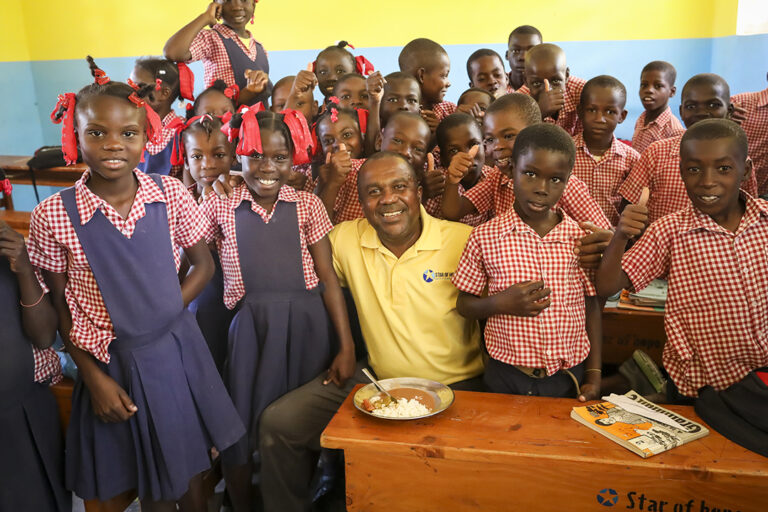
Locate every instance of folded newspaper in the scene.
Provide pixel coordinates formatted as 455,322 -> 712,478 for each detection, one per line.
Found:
571,391 -> 709,458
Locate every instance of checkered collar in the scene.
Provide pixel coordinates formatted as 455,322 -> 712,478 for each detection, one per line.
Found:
73,169 -> 166,224
573,133 -> 625,160
229,182 -> 299,211
680,192 -> 768,235
495,206 -> 581,243
213,23 -> 253,41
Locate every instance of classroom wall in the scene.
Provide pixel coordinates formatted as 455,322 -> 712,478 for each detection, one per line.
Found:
2,0 -> 766,210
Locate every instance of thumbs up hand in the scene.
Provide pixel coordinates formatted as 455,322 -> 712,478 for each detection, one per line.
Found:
446,145 -> 479,185
537,78 -> 565,118
616,187 -> 650,240
422,153 -> 446,199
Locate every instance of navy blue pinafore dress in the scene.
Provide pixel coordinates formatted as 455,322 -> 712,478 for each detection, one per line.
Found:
61,175 -> 245,502
137,142 -> 173,176
188,250 -> 233,374
217,32 -> 273,107
0,259 -> 70,511
222,199 -> 331,465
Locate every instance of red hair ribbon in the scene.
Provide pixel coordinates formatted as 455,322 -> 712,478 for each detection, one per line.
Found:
186,103 -> 194,111
236,107 -> 263,156
328,96 -> 340,105
50,93 -> 78,166
224,84 -> 240,102
155,78 -> 163,91
355,55 -> 375,76
356,108 -> 368,136
176,62 -> 195,101
220,111 -> 234,125
281,109 -> 315,165
170,115 -> 211,166
330,107 -> 339,123
93,68 -> 110,85
0,171 -> 11,196
126,78 -> 140,91
128,93 -> 163,144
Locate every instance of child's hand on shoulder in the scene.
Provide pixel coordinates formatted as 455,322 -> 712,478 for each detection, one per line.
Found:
616,187 -> 649,241
420,110 -> 440,133
244,69 -> 269,94
0,221 -> 33,274
729,102 -> 747,126
446,145 -> 479,185
203,2 -> 222,27
366,71 -> 386,107
493,280 -> 551,317
422,153 -> 445,199
537,79 -> 565,118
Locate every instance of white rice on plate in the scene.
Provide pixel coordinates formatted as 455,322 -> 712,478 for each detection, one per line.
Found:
370,397 -> 431,418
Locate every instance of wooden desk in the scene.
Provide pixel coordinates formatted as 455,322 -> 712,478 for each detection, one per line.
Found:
0,209 -> 31,237
0,155 -> 85,187
322,388 -> 767,512
602,307 -> 665,366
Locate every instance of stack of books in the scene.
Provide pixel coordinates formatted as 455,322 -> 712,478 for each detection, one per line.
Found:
617,279 -> 667,312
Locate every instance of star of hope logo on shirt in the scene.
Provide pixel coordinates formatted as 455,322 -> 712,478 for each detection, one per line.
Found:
422,269 -> 454,283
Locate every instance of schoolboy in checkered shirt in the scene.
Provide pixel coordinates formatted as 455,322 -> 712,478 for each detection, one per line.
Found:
597,119 -> 768,401
453,124 -> 602,401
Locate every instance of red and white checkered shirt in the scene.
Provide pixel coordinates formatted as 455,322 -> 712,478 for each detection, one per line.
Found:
462,167 -> 612,229
188,23 -> 267,88
331,158 -> 366,224
572,134 -> 640,226
452,208 -> 596,374
621,194 -> 768,396
146,111 -> 184,179
620,134 -> 759,224
200,184 -> 332,309
33,346 -> 62,384
732,88 -> 768,195
423,165 -> 493,227
432,101 -> 457,122
631,106 -> 685,155
518,75 -> 586,136
27,169 -> 208,363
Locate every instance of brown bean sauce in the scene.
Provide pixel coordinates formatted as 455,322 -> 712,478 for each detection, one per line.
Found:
387,387 -> 436,410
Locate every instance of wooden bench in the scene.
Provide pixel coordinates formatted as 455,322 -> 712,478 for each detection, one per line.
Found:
0,209 -> 31,238
322,387 -> 767,512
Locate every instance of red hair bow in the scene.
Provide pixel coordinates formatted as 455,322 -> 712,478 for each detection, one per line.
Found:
155,78 -> 163,91
170,115 -> 211,166
126,78 -> 140,91
356,108 -> 368,136
93,68 -> 110,85
224,84 -> 240,101
176,62 -> 195,101
50,93 -> 78,166
128,93 -> 163,145
281,109 -> 315,165
330,107 -> 339,123
236,107 -> 263,156
355,56 -> 374,76
1,171 -> 12,196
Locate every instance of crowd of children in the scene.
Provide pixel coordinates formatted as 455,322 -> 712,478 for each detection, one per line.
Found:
4,1 -> 768,510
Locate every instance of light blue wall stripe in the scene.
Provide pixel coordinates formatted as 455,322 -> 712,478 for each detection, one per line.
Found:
5,34 -> 767,210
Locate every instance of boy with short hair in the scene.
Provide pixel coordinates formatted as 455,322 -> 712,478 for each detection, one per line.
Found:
597,119 -> 768,399
453,124 -> 602,400
731,73 -> 768,196
620,73 -> 759,224
506,25 -> 543,91
518,43 -> 586,136
466,49 -> 509,99
632,61 -> 685,154
443,93 -> 612,231
398,38 -> 456,131
574,75 -> 640,226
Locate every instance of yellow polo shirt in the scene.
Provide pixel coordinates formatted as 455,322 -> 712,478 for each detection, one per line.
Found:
329,206 -> 483,385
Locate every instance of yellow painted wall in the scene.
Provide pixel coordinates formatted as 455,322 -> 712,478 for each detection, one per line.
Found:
1,0 -> 738,62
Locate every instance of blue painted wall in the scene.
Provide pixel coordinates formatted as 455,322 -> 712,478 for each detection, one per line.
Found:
4,34 -> 767,210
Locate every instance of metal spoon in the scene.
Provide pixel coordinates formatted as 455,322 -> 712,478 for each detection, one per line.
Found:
362,368 -> 396,404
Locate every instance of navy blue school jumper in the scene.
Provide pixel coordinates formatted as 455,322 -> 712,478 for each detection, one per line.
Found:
221,197 -> 332,466
188,249 -> 233,374
217,32 -> 273,106
60,175 -> 245,502
0,259 -> 70,512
